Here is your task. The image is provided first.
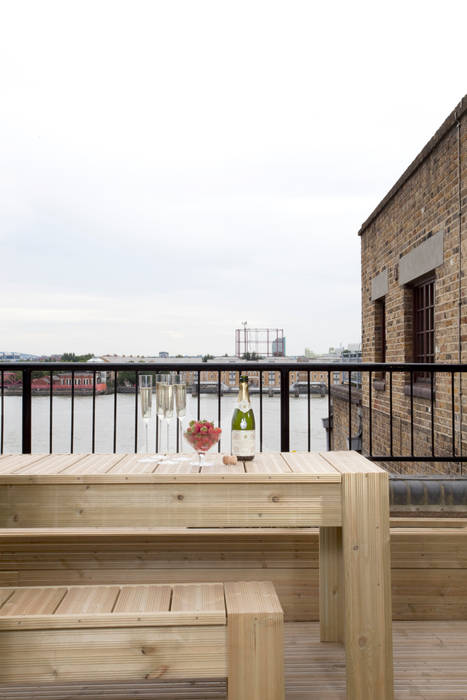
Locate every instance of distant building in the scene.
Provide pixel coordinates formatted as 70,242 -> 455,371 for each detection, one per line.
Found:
159,352 -> 169,358
272,337 -> 286,357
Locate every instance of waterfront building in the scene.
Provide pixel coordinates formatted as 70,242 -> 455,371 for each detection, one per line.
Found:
332,95 -> 466,472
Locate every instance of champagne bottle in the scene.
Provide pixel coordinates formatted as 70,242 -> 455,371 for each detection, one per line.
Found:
231,375 -> 256,460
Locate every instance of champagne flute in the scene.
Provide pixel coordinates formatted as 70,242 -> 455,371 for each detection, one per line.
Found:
156,374 -> 168,455
164,378 -> 175,459
139,375 -> 152,455
156,373 -> 176,463
174,378 -> 190,460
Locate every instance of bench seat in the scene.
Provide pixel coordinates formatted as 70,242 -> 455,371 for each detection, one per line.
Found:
0,581 -> 284,700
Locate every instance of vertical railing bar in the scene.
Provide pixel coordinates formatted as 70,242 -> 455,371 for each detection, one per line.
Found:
369,370 -> 373,457
113,370 -> 118,454
49,370 -> 53,454
389,370 -> 393,457
0,370 -> 4,454
217,371 -> 221,453
451,371 -> 455,461
259,371 -> 263,452
431,371 -> 435,458
92,371 -> 96,454
177,370 -> 181,453
134,371 -> 139,454
327,370 -> 332,451
348,370 -> 352,450
197,371 -> 200,420
70,370 -> 75,454
280,368 -> 290,452
307,370 -> 311,452
410,370 -> 414,457
22,368 -> 32,454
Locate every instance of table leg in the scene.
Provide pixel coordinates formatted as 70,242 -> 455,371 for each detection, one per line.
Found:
342,471 -> 393,700
319,526 -> 343,642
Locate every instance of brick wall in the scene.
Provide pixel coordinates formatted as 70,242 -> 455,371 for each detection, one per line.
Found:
360,96 -> 467,474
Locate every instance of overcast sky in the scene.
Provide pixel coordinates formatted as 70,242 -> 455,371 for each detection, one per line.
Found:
1,1 -> 466,357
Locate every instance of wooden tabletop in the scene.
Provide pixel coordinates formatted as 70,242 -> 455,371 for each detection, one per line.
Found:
0,451 -> 382,484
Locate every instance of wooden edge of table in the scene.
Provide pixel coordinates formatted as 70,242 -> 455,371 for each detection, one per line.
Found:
0,473 -> 341,484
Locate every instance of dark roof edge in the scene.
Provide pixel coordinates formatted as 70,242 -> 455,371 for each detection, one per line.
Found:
358,95 -> 467,236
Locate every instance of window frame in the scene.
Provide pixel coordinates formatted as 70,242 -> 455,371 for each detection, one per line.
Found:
412,273 -> 435,383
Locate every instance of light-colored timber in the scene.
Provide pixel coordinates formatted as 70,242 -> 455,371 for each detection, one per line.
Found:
0,621 -> 465,699
0,481 -> 342,527
0,581 -> 284,699
337,460 -> 393,699
225,581 -> 284,700
0,451 -> 393,699
0,452 -> 342,482
319,526 -> 343,642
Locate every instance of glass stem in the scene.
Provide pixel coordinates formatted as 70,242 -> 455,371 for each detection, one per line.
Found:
166,421 -> 170,454
144,420 -> 149,454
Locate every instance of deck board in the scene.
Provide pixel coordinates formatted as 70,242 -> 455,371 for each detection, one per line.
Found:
0,621 -> 465,698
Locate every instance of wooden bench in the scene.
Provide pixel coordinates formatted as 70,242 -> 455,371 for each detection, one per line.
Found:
0,581 -> 284,700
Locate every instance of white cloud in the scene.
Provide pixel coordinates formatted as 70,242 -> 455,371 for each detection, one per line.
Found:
1,0 -> 466,355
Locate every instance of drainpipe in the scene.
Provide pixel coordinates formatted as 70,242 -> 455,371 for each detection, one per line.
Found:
456,115 -> 463,470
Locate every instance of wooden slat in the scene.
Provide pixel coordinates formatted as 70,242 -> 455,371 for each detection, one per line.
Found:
246,454 -> 291,473
0,626 -> 227,682
320,450 -> 383,473
0,482 -> 342,527
171,583 -> 225,613
107,455 -> 158,473
0,455 -> 49,474
0,587 -> 67,615
55,586 -> 120,614
156,462 -> 200,474
62,455 -> 124,474
282,452 -> 341,478
16,454 -> 88,475
200,462 -> 245,474
113,585 -> 171,613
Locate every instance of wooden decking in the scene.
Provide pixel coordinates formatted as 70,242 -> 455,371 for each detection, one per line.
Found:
1,621 -> 466,699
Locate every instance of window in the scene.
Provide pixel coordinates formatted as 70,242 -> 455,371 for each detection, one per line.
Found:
373,298 -> 386,389
373,298 -> 386,363
413,275 -> 434,381
268,371 -> 275,384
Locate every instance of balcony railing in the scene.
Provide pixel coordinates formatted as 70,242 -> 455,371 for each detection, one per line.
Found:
1,361 -> 466,467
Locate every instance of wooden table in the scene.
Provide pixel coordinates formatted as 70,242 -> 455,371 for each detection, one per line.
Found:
0,450 -> 393,700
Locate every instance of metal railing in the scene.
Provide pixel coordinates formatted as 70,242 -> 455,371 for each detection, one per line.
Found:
1,361 -> 466,466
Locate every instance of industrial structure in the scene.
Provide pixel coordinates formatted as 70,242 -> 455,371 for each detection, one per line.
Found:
235,324 -> 285,357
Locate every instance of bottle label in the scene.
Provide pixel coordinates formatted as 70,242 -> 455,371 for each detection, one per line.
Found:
231,430 -> 256,457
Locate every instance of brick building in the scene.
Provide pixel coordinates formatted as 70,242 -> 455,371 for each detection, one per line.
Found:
356,95 -> 466,473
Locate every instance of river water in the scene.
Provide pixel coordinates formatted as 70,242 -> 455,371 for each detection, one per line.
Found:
1,393 -> 328,454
